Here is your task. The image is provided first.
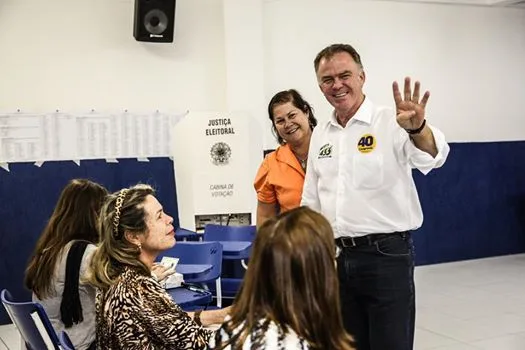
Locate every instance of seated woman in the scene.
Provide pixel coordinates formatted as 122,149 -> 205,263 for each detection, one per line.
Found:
25,179 -> 108,350
210,206 -> 354,350
89,184 -> 230,349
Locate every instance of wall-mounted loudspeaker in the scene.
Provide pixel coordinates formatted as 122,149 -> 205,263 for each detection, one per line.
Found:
133,0 -> 176,43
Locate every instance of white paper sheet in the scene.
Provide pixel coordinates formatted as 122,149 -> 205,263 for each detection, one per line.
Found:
0,110 -> 185,167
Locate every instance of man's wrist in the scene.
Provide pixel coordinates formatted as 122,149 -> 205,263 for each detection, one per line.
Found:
405,119 -> 426,135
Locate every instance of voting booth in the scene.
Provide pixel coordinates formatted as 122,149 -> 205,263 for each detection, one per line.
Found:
172,112 -> 262,231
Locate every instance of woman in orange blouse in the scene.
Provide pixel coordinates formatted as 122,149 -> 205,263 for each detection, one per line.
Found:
254,89 -> 317,227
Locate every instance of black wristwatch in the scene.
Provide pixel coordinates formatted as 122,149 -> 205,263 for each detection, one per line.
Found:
405,119 -> 426,135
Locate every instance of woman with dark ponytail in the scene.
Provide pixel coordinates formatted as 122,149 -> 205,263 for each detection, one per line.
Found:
25,179 -> 107,350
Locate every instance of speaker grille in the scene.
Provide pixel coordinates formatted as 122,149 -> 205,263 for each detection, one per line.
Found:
144,9 -> 168,35
133,0 -> 176,43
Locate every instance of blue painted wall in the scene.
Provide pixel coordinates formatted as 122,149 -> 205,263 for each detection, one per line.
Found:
0,158 -> 179,324
413,141 -> 525,264
1,141 -> 524,324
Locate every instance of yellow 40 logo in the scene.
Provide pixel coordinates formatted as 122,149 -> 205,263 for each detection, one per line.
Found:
357,134 -> 376,153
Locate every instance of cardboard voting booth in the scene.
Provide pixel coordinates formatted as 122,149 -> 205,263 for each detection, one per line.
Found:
172,112 -> 262,231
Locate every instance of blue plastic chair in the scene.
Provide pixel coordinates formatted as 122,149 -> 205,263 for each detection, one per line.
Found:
203,224 -> 256,242
59,331 -> 76,350
203,225 -> 256,300
160,241 -> 224,308
175,227 -> 200,241
1,289 -> 61,350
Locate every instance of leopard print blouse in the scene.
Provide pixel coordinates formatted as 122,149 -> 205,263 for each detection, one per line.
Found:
95,266 -> 212,349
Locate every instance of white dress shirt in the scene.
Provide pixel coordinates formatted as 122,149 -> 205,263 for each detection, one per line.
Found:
301,97 -> 449,238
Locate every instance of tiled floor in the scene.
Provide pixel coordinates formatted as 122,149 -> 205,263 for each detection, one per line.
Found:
0,323 -> 18,350
413,253 -> 525,349
1,254 -> 524,349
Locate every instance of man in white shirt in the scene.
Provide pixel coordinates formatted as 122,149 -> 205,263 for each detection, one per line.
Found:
301,44 -> 450,350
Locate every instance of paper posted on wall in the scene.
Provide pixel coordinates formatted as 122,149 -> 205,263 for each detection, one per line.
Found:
0,110 -> 187,167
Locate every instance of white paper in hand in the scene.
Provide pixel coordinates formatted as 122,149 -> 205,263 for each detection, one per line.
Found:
160,256 -> 183,289
160,256 -> 179,270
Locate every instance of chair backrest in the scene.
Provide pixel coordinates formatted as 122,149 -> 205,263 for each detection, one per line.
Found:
1,289 -> 60,350
158,241 -> 223,283
203,225 -> 255,297
59,331 -> 76,350
203,224 -> 256,242
175,227 -> 200,241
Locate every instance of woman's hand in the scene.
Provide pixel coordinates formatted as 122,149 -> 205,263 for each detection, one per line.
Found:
151,263 -> 175,282
196,305 -> 233,327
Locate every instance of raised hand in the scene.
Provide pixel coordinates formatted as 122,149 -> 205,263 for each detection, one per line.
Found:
392,77 -> 429,131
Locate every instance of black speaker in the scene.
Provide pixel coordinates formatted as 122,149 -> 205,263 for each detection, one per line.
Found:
133,0 -> 176,43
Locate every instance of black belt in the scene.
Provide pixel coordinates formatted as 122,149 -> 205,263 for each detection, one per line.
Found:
335,232 -> 409,248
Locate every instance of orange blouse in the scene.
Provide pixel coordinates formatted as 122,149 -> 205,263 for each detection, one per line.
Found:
253,144 -> 305,213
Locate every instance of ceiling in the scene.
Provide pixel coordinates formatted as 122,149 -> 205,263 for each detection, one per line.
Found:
380,0 -> 525,8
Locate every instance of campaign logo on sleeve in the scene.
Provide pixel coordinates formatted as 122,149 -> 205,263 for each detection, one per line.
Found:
357,134 -> 376,153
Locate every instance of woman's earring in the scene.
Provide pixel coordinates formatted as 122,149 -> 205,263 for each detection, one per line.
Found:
137,243 -> 142,251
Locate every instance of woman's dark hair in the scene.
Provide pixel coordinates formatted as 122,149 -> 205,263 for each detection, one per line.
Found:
268,89 -> 317,145
214,206 -> 354,350
25,179 -> 108,299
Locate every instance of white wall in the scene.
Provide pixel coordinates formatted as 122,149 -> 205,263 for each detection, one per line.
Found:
1,0 -> 524,147
0,0 -> 226,113
263,0 -> 525,144
223,0 -> 266,124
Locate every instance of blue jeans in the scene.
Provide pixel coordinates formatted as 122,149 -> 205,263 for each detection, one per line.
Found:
337,232 -> 415,350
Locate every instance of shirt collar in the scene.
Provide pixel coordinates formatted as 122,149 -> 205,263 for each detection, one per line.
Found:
275,144 -> 305,176
329,96 -> 373,127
